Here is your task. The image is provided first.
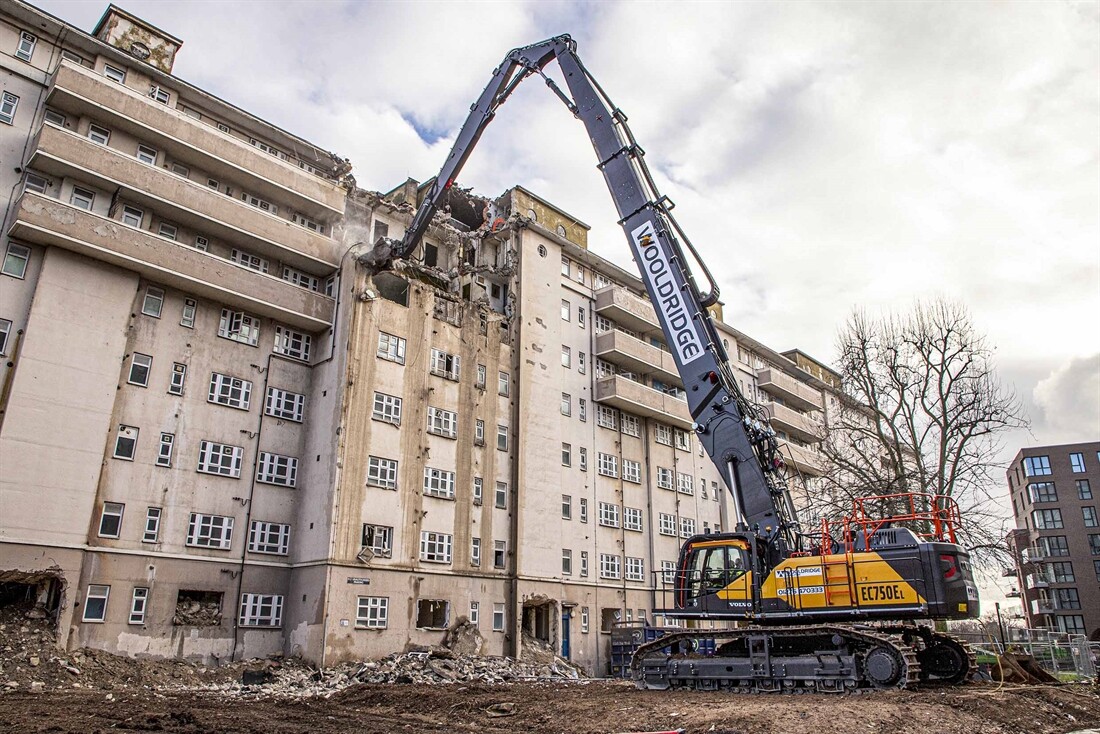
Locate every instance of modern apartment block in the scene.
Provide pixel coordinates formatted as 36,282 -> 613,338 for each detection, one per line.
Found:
1005,442 -> 1100,639
1,2 -> 838,674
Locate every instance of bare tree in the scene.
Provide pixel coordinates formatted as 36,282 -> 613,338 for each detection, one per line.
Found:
819,299 -> 1027,567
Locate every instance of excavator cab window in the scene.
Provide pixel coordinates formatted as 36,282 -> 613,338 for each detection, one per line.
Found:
687,544 -> 750,598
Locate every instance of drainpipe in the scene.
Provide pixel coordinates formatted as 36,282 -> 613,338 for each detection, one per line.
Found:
505,226 -> 522,658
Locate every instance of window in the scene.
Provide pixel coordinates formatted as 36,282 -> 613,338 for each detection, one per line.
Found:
356,597 -> 388,629
61,50 -> 84,65
626,557 -> 644,582
579,447 -> 588,472
377,332 -> 406,364
621,414 -> 640,437
362,524 -> 393,558
580,550 -> 589,577
1032,508 -> 1063,530
282,266 -> 320,291
496,425 -> 509,452
469,601 -> 479,624
149,86 -> 170,104
166,363 -> 187,396
623,459 -> 641,484
712,481 -> 720,501
136,144 -> 158,165
561,393 -> 571,416
127,353 -> 152,386
103,64 -> 126,83
1095,560 -> 1100,582
655,423 -> 672,446
1078,480 -> 1093,500
88,124 -> 110,145
561,258 -> 571,276
1056,615 -> 1086,636
257,452 -> 298,487
2,244 -> 29,279
562,443 -> 572,466
624,507 -> 643,532
680,517 -> 697,538
476,364 -> 487,389
562,548 -> 573,575
266,387 -> 305,422
600,554 -> 621,580
98,502 -> 124,538
661,560 -> 676,584
578,352 -> 586,374
598,502 -> 620,528
598,452 -> 618,477
24,171 -> 49,194
561,299 -> 570,321
674,428 -> 690,451
274,325 -> 311,362
1091,534 -> 1100,556
498,371 -> 510,396
367,456 -> 398,490
143,507 -> 161,543
494,540 -> 507,569
82,585 -> 110,622
1029,482 -> 1057,503
1042,535 -> 1070,556
241,192 -> 278,215
1054,588 -> 1081,610
594,314 -> 612,332
157,222 -> 177,241
1070,452 -> 1086,473
129,587 -> 149,625
1051,562 -> 1075,583
197,440 -> 244,478
581,606 -> 590,633
1024,456 -> 1052,477
371,391 -> 402,425
193,236 -> 209,251
677,473 -> 694,495
471,537 -> 481,566
579,398 -> 587,422
292,212 -> 323,233
561,494 -> 572,519
420,531 -> 453,563
597,405 -> 618,430
423,467 -> 456,499
15,31 -> 36,62
492,603 -> 505,632
170,162 -> 189,178
218,309 -> 260,346
561,345 -> 571,368
426,406 -> 458,438
186,513 -> 234,549
0,319 -> 9,356
138,286 -> 166,318
1085,507 -> 1098,528
659,513 -> 677,536
657,467 -> 673,490
122,206 -> 143,227
429,349 -> 460,381
230,249 -> 269,273
493,481 -> 508,509
417,599 -> 453,631
239,594 -> 283,627
70,187 -> 95,210
156,433 -> 174,467
113,425 -> 138,460
249,521 -> 291,555
208,372 -> 252,410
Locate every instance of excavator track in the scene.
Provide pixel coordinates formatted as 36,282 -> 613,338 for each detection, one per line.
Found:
632,625 -> 923,694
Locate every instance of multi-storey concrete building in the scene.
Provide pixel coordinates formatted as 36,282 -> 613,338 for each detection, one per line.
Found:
1005,442 -> 1100,639
1,1 -> 837,674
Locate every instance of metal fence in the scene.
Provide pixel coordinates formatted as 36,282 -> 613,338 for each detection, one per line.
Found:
951,628 -> 1098,681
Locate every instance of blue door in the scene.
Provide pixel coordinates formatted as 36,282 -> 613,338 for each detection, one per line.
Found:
561,609 -> 572,659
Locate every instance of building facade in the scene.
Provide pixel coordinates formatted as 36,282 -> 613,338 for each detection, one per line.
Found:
1005,442 -> 1100,640
1,1 -> 837,674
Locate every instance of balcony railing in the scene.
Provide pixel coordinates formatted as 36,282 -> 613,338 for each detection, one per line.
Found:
594,375 -> 692,430
594,330 -> 680,386
763,401 -> 825,443
756,367 -> 824,412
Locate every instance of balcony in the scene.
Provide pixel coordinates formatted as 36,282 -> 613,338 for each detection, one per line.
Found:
756,368 -> 824,412
8,192 -> 334,330
1021,546 -> 1053,565
594,330 -> 680,386
46,61 -> 345,219
777,440 -> 825,477
28,123 -> 337,271
762,401 -> 825,443
1030,599 -> 1055,615
1025,572 -> 1051,590
594,375 -> 692,430
594,285 -> 661,336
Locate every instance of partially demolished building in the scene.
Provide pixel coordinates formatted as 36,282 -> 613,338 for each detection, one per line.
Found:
0,1 -> 836,675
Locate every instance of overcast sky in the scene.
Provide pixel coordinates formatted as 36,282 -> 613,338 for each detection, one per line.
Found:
36,1 -> 1099,588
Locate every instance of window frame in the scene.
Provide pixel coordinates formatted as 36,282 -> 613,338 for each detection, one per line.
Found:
82,584 -> 110,623
141,286 -> 164,318
127,352 -> 152,386
15,31 -> 37,62
356,596 -> 389,629
98,501 -> 124,538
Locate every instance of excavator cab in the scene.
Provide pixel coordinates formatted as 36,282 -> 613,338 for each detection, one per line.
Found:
671,535 -> 759,617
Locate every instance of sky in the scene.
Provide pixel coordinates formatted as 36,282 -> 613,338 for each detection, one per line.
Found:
35,0 -> 1099,597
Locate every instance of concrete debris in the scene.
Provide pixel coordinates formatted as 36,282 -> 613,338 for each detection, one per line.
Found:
442,618 -> 484,657
485,702 -> 517,717
172,593 -> 221,627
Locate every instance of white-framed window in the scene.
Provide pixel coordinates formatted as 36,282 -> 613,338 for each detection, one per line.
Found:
600,554 -> 621,580
24,171 -> 49,194
624,507 -> 643,532
292,212 -> 323,233
560,392 -> 571,416
594,312 -> 612,332
701,482 -> 708,500
2,243 -> 30,279
677,472 -> 694,495
103,64 -> 126,83
157,222 -> 177,240
423,467 -> 456,499
88,123 -> 110,145
362,524 -> 393,558
598,502 -> 620,528
61,49 -> 83,64
562,443 -> 572,466
248,521 -> 291,555
426,406 -> 458,438
193,235 -> 209,251
469,601 -> 479,624
82,585 -> 110,622
230,248 -> 269,273
372,391 -> 402,425
15,31 -> 37,62
70,186 -> 95,210
473,477 -> 483,505
419,531 -> 453,563
168,362 -> 187,395
430,348 -> 461,381
621,414 -> 640,437
129,587 -> 149,625
495,481 -> 508,509
595,358 -> 613,378
197,440 -> 244,478
626,557 -> 644,582
239,593 -> 283,627
712,481 -> 720,501
680,517 -> 697,538
249,138 -> 283,157
674,428 -> 690,451
597,452 -> 619,477
581,606 -> 590,633
218,308 -> 260,346
274,325 -> 311,362
475,419 -> 485,446
579,447 -> 588,472
497,424 -> 509,451
498,371 -> 510,396
121,205 -> 143,227
257,452 -> 298,487
597,405 -> 618,430
659,513 -> 677,536
149,86 -> 170,104
356,596 -> 388,629
578,352 -> 586,374
265,387 -> 305,422
661,560 -> 676,584
655,423 -> 672,446
561,299 -> 570,321
282,266 -> 320,291
241,191 -> 278,215
562,549 -> 573,575
656,467 -> 673,490
623,459 -> 641,484
136,144 -> 158,165
186,512 -> 234,549
494,540 -> 507,569
208,372 -> 252,410
377,332 -> 406,364
325,274 -> 338,297
366,456 -> 398,490
143,507 -> 161,543
0,319 -> 9,356
580,550 -> 589,577
561,345 -> 571,368
156,432 -> 174,467
561,494 -> 572,519
170,162 -> 189,178
579,498 -> 588,523
561,258 -> 570,277
98,502 -> 124,538
492,603 -> 505,632
471,537 -> 481,566
476,364 -> 487,389
127,352 -> 152,386
113,425 -> 138,460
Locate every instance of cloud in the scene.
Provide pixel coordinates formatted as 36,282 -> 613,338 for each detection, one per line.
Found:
1033,354 -> 1100,441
